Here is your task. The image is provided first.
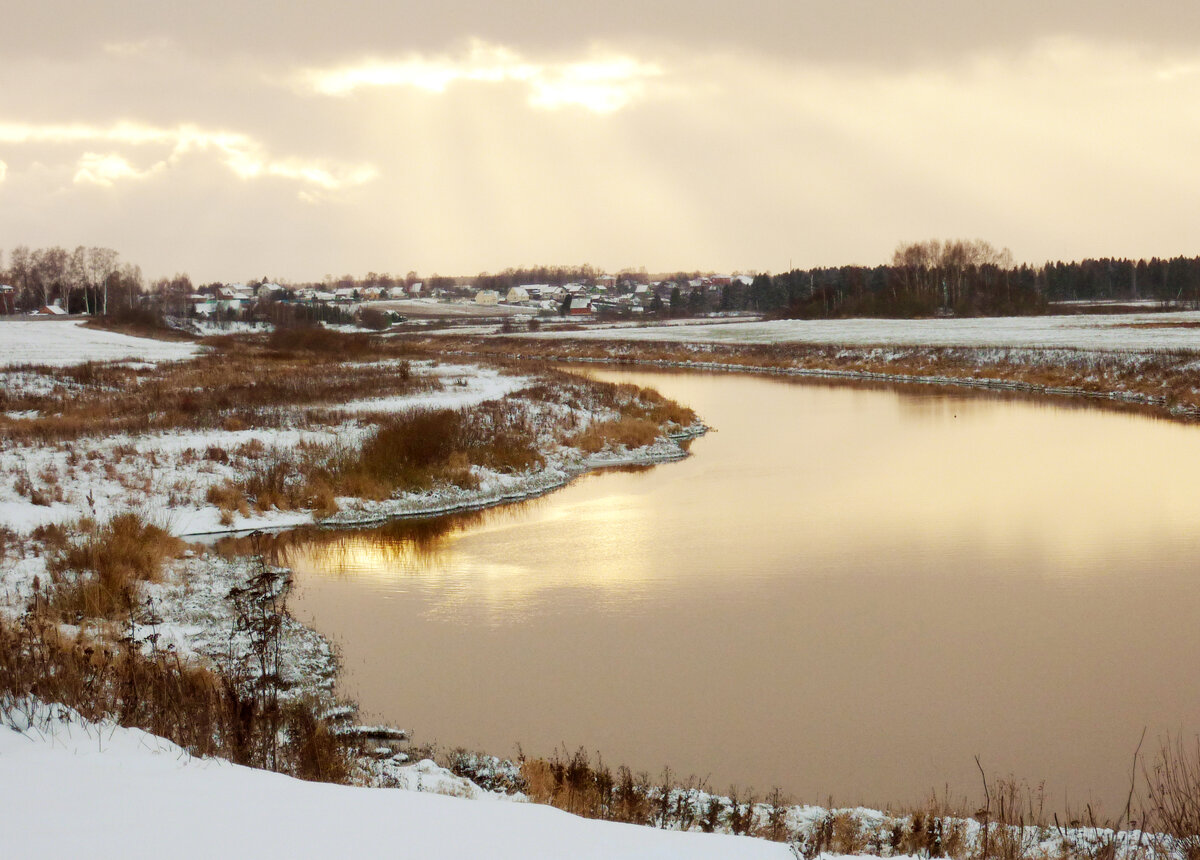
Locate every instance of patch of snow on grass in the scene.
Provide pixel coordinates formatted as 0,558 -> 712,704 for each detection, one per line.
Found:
527,312 -> 1200,352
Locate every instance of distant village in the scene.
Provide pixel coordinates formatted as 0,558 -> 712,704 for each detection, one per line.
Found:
180,271 -> 757,325
0,246 -> 760,323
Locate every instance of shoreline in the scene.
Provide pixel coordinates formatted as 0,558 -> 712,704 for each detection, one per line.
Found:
547,354 -> 1199,416
423,334 -> 1200,424
184,425 -> 704,540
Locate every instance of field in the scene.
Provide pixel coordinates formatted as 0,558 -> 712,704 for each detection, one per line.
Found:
524,310 -> 1200,351
0,319 -> 201,367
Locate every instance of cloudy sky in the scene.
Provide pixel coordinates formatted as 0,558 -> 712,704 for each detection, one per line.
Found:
3,1 -> 1199,282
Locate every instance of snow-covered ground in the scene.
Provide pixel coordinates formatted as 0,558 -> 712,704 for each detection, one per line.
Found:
0,701 -> 788,860
0,320 -> 202,367
0,360 -> 697,539
526,312 -> 1200,352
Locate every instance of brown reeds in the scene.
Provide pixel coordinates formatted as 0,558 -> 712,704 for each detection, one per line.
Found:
46,513 -> 182,619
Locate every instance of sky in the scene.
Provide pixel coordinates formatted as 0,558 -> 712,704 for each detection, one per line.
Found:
2,1 -> 1200,283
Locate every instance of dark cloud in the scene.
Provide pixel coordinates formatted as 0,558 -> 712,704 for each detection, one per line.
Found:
8,1 -> 1200,65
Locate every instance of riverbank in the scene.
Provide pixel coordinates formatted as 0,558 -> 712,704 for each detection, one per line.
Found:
417,331 -> 1200,420
0,324 -> 708,810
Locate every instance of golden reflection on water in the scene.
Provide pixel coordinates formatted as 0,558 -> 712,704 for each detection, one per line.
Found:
282,369 -> 1200,812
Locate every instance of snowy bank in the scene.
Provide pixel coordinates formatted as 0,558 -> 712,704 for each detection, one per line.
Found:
0,702 -> 788,860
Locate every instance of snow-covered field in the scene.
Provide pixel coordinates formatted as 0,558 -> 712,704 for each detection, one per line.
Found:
1,702 -> 787,860
527,312 -> 1200,352
0,320 -> 202,367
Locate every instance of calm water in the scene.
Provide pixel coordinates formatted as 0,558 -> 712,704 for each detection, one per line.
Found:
281,369 -> 1200,812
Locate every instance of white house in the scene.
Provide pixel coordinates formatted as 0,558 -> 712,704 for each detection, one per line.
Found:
505,287 -> 530,304
475,290 -> 500,305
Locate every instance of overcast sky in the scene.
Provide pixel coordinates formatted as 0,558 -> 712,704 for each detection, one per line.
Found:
3,1 -> 1199,282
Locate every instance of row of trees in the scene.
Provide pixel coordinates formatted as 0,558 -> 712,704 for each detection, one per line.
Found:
716,242 -> 1200,319
1,246 -> 143,315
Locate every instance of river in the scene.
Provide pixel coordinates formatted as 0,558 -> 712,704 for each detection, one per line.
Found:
282,368 -> 1200,813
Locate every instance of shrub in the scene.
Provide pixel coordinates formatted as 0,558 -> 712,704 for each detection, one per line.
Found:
571,416 -> 660,453
267,326 -> 372,356
48,513 -> 182,618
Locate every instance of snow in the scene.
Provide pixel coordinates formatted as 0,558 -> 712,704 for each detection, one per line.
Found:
332,363 -> 528,413
526,311 -> 1200,352
0,320 -> 201,367
0,701 -> 789,860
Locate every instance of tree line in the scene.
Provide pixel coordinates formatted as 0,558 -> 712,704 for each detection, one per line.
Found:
1,245 -> 143,315
696,241 -> 1200,319
6,239 -> 1200,319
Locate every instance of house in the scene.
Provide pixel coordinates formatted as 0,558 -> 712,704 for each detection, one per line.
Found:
505,287 -> 530,304
387,286 -> 408,299
31,301 -> 68,316
0,285 -> 15,315
475,290 -> 499,305
567,296 -> 592,315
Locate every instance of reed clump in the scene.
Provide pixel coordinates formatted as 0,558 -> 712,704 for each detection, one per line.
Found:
46,513 -> 183,619
0,606 -> 350,782
570,416 -> 661,453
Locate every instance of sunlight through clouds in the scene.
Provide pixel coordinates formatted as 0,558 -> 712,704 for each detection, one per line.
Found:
301,39 -> 663,113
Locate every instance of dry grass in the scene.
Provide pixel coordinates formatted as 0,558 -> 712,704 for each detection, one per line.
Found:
571,416 -> 661,452
46,513 -> 183,619
1145,734 -> 1200,860
0,614 -> 350,783
1,333 -> 425,442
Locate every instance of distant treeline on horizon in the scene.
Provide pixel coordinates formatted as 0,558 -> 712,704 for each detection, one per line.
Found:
4,241 -> 1200,318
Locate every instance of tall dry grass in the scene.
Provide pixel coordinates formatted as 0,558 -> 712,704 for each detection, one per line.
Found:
47,513 -> 182,619
0,612 -> 350,782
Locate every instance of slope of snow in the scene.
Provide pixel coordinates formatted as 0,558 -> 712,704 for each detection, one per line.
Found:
0,702 -> 789,860
0,320 -> 201,367
526,312 -> 1200,352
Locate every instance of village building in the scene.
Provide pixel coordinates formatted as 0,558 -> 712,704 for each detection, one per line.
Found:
475,290 -> 500,305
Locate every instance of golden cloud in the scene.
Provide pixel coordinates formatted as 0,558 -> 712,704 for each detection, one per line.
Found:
0,121 -> 377,195
300,39 -> 663,113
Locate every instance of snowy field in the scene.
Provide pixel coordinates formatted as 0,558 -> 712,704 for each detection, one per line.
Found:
373,298 -> 533,317
527,312 -> 1200,352
0,320 -> 201,367
1,702 -> 788,860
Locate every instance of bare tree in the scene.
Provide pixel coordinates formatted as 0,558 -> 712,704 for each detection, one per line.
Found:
32,247 -> 68,309
70,246 -> 91,314
86,247 -> 120,315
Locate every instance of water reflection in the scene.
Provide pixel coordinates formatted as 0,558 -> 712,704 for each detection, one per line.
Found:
282,369 -> 1200,813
